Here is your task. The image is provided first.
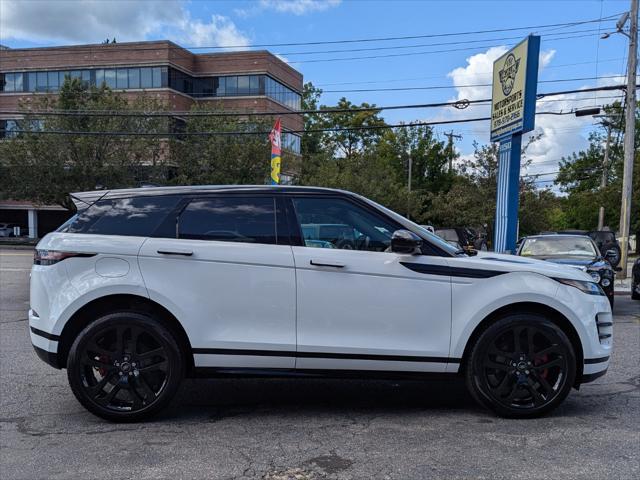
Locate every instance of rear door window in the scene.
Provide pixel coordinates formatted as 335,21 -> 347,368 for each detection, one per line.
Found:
177,196 -> 277,244
60,196 -> 181,236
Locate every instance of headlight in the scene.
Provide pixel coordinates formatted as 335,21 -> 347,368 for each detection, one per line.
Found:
588,271 -> 601,283
601,278 -> 611,287
554,278 -> 606,296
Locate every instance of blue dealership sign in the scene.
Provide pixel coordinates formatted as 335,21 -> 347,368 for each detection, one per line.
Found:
491,36 -> 540,253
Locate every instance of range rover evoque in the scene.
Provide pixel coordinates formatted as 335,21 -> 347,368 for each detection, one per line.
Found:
30,186 -> 612,422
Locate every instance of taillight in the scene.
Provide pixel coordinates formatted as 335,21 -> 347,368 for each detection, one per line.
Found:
33,250 -> 95,266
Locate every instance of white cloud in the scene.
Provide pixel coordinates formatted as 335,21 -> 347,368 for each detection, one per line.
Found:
448,46 -> 507,102
441,46 -> 619,185
0,0 -> 249,48
171,14 -> 250,48
259,0 -> 342,15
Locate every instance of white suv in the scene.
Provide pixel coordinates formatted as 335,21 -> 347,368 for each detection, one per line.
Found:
30,186 -> 612,421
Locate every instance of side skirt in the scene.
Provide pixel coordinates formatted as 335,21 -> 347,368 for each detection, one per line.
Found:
191,367 -> 461,381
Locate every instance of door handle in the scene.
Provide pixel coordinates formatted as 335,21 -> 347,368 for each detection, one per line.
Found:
310,259 -> 345,268
157,249 -> 193,256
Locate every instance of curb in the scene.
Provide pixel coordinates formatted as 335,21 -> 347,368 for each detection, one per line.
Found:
0,244 -> 36,250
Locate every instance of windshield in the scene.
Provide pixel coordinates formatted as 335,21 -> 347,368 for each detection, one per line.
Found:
520,236 -> 598,258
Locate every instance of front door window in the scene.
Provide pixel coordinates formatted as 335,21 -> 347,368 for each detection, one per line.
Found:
292,197 -> 398,252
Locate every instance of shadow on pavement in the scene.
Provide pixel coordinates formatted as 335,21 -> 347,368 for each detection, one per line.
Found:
164,376 -> 479,420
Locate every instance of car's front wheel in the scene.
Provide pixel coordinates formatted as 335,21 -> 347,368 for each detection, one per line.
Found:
465,314 -> 576,418
67,312 -> 184,422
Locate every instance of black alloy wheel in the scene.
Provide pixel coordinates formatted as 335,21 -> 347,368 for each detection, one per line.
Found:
466,314 -> 576,418
67,312 -> 183,422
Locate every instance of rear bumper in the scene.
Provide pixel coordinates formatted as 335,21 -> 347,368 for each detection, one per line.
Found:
29,309 -> 62,369
32,344 -> 61,369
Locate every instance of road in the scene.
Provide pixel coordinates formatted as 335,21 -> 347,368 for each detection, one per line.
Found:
1,248 -> 638,480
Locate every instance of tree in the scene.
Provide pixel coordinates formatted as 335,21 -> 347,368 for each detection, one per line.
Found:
555,102 -> 639,235
168,106 -> 273,185
316,97 -> 386,160
0,77 -> 169,209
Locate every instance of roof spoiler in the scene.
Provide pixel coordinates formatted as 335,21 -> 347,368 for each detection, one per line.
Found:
69,190 -> 110,210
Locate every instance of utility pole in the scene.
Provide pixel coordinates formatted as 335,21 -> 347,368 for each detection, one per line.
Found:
618,0 -> 638,278
407,153 -> 412,219
444,131 -> 462,172
598,123 -> 612,230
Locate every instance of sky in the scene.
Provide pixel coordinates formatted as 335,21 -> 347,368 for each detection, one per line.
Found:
0,0 -> 633,187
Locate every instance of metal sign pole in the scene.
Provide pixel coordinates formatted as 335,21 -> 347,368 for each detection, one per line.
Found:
494,135 -> 522,253
490,35 -> 539,253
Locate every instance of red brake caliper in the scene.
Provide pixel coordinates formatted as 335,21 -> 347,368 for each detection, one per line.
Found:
534,353 -> 549,379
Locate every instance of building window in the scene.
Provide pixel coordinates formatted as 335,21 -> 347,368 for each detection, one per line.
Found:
3,72 -> 24,92
0,119 -> 19,138
116,69 -> 128,89
95,69 -> 104,87
0,68 -> 302,108
104,69 -> 116,89
225,76 -> 238,96
47,71 -> 59,91
27,72 -> 37,92
36,72 -> 47,92
140,68 -> 152,88
282,132 -> 301,154
128,68 -> 140,89
250,75 -> 260,94
152,67 -> 162,88
237,75 -> 250,95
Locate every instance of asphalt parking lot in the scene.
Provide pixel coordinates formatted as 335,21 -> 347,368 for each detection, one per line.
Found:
1,248 -> 638,480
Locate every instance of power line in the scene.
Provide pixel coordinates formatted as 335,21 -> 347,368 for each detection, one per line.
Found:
3,14 -> 621,59
277,27 -> 610,57
316,58 -> 625,87
0,31 -> 609,69
320,75 -> 623,93
285,31 -> 609,64
4,109 -> 611,137
0,85 -> 629,119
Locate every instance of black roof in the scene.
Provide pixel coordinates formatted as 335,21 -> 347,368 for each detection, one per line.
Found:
70,185 -> 352,208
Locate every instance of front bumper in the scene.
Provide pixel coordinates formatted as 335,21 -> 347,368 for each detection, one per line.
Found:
581,355 -> 610,383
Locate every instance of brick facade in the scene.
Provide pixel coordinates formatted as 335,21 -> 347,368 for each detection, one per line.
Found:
0,40 -> 303,131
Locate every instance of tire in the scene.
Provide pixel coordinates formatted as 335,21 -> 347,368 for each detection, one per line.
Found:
67,312 -> 184,422
465,314 -> 576,418
632,284 -> 640,300
607,245 -> 621,267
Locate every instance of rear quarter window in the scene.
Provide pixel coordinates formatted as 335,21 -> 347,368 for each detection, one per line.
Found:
60,196 -> 181,237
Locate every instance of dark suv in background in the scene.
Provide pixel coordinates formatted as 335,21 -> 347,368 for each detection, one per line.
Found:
558,230 -> 621,268
434,227 -> 488,253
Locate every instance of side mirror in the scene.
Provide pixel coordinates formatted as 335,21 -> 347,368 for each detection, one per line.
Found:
391,229 -> 422,254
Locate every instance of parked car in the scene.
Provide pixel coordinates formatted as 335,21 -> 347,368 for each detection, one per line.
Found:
517,234 -> 616,306
632,258 -> 640,301
554,230 -> 621,268
435,227 -> 488,253
0,223 -> 19,237
30,186 -> 611,422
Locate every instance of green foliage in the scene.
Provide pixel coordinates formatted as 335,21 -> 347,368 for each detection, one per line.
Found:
555,102 -> 639,233
168,106 -> 272,186
0,78 -> 169,209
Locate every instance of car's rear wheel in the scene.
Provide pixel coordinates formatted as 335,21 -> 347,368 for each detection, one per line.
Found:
465,314 -> 576,418
67,312 -> 184,422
